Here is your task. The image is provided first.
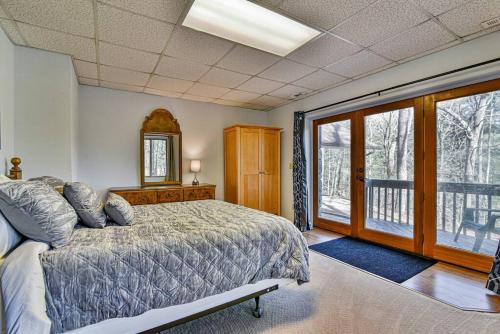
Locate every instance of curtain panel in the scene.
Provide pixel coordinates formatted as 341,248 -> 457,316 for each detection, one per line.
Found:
293,111 -> 310,231
487,241 -> 500,294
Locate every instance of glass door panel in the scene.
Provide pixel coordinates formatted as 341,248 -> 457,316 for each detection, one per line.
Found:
364,107 -> 415,238
436,90 -> 500,256
318,119 -> 351,224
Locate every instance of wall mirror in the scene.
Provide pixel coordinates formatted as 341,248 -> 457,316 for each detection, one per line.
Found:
140,109 -> 182,186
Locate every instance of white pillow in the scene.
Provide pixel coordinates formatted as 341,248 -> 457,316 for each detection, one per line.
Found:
0,175 -> 12,184
0,212 -> 22,258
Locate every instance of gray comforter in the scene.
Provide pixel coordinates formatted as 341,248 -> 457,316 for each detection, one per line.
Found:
40,200 -> 310,333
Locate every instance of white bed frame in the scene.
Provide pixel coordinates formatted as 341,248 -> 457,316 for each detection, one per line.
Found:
67,278 -> 294,334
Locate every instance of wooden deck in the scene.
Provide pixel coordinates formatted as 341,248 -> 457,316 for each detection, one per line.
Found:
319,208 -> 499,256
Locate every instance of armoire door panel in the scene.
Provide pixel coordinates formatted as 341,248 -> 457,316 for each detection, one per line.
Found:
260,129 -> 279,174
242,174 -> 260,210
240,128 -> 260,173
260,174 -> 279,214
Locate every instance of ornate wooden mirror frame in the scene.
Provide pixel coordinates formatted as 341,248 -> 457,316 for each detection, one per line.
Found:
140,108 -> 182,186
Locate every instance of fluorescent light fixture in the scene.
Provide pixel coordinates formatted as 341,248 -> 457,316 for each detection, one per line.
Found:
182,0 -> 321,57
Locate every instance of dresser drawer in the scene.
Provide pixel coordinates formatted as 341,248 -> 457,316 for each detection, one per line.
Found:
114,190 -> 157,205
183,187 -> 215,201
157,189 -> 183,203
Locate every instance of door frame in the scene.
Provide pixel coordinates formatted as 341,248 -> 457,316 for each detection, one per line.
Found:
313,111 -> 358,237
356,98 -> 424,253
422,78 -> 500,272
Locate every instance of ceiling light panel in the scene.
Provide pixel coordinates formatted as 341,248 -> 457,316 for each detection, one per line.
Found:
182,0 -> 321,57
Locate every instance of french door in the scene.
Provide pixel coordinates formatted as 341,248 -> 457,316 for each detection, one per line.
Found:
313,78 -> 500,272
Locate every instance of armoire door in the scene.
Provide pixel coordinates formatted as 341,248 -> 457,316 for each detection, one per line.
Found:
260,129 -> 280,215
240,127 -> 261,210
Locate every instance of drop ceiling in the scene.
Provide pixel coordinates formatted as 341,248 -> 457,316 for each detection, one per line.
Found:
0,0 -> 499,111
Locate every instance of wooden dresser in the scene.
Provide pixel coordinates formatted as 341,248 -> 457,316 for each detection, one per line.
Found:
109,184 -> 216,205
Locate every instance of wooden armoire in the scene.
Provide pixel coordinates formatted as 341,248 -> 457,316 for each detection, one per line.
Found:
224,125 -> 281,215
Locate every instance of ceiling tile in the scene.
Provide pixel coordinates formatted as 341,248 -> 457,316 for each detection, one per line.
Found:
155,56 -> 210,81
101,80 -> 143,92
237,77 -> 284,94
199,68 -> 251,88
241,103 -> 269,111
164,27 -> 234,65
99,0 -> 187,24
254,0 -> 282,8
97,3 -> 173,53
186,83 -> 231,98
217,45 -> 280,75
288,34 -> 361,67
79,77 -> 99,86
0,19 -> 25,45
331,0 -> 428,47
0,5 -> 8,18
73,60 -> 98,79
412,0 -> 468,16
268,84 -> 312,99
18,23 -> 96,61
99,42 -> 159,73
148,75 -> 194,93
439,0 -> 500,37
280,0 -> 376,30
2,0 -> 94,37
100,65 -> 150,86
325,50 -> 392,78
252,95 -> 288,107
258,59 -> 316,83
371,21 -> 456,61
144,88 -> 182,98
293,70 -> 346,90
221,90 -> 261,102
182,94 -> 215,103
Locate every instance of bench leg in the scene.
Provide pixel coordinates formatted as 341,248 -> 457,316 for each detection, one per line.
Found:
252,296 -> 263,318
454,224 -> 464,242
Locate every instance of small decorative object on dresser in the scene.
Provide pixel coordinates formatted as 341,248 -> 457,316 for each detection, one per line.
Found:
109,184 -> 216,205
190,159 -> 201,186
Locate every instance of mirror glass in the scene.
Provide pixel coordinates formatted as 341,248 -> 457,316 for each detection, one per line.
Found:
143,133 -> 180,183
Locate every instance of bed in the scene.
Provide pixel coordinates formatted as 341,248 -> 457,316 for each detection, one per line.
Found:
1,199 -> 310,334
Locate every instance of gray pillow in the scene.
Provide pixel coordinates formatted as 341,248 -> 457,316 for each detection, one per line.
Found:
105,193 -> 134,226
64,182 -> 107,228
0,181 -> 77,248
28,176 -> 65,188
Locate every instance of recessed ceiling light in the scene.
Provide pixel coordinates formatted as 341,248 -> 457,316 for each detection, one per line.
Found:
182,0 -> 321,57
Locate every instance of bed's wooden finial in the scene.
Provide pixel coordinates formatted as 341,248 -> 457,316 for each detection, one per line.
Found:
9,157 -> 22,180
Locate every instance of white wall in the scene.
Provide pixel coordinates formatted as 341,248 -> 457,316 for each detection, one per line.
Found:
14,47 -> 78,181
268,30 -> 500,221
78,86 -> 269,198
0,28 -> 15,175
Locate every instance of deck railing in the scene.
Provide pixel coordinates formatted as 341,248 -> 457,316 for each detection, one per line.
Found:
364,178 -> 500,239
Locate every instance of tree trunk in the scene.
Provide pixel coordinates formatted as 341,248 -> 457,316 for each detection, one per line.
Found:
396,109 -> 411,180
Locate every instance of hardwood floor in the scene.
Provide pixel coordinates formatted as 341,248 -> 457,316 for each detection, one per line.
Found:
304,227 -> 500,313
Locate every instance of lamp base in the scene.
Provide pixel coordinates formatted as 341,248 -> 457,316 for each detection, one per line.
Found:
192,174 -> 199,186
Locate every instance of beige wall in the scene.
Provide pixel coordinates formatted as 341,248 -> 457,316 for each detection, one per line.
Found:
0,27 -> 15,175
77,86 -> 269,198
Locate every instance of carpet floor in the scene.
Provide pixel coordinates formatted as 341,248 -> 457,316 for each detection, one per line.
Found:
164,251 -> 500,334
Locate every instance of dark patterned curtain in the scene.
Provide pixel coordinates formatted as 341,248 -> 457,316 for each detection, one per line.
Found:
293,111 -> 310,231
487,242 -> 500,294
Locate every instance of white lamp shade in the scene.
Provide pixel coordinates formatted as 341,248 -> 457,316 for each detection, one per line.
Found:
190,160 -> 201,173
